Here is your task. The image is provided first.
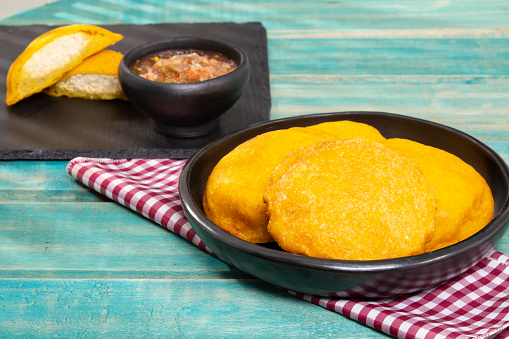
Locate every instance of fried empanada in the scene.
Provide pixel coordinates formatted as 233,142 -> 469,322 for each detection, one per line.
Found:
6,24 -> 123,105
264,138 -> 437,260
203,127 -> 336,243
384,138 -> 494,251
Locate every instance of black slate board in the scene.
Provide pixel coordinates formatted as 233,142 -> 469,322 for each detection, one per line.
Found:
0,22 -> 271,160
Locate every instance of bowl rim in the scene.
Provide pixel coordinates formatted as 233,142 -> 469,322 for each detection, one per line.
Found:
119,36 -> 249,88
180,111 -> 509,273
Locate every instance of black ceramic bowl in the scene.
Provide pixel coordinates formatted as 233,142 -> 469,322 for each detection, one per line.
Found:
118,37 -> 250,138
179,111 -> 509,298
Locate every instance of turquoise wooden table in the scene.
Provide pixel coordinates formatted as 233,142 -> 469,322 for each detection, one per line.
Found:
1,1 -> 508,337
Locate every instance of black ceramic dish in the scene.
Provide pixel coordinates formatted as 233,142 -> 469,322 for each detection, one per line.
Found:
118,37 -> 250,138
179,111 -> 509,298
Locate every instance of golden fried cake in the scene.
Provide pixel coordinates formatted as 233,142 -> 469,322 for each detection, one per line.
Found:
264,138 -> 437,260
6,24 -> 123,105
203,127 -> 337,243
384,138 -> 494,252
203,120 -> 388,244
44,50 -> 126,100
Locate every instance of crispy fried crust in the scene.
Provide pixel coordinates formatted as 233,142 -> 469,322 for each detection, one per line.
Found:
264,139 -> 437,260
306,120 -> 386,143
59,49 -> 123,79
384,138 -> 494,252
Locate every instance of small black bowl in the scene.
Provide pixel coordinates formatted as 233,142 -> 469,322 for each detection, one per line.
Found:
179,111 -> 509,298
118,37 -> 250,138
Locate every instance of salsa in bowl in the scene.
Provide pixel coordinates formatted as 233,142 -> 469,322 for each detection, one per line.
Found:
118,37 -> 250,138
131,49 -> 238,84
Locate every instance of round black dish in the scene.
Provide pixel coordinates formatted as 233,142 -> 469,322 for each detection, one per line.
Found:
179,111 -> 509,298
118,37 -> 250,138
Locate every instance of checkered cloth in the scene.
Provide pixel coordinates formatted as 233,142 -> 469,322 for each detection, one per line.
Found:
67,158 -> 509,339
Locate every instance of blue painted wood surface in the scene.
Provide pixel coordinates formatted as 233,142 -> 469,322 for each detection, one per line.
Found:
1,1 -> 508,337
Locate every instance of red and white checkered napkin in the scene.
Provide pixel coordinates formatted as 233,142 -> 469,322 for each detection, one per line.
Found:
67,157 -> 509,339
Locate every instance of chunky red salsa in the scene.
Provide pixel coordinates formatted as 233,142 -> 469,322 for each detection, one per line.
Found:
130,49 -> 238,84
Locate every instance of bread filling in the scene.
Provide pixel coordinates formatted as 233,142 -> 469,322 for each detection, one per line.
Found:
19,32 -> 91,96
47,74 -> 125,100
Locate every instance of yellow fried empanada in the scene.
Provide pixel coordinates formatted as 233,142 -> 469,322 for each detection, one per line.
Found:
264,138 -> 437,260
384,138 -> 494,252
6,24 -> 123,105
203,127 -> 337,243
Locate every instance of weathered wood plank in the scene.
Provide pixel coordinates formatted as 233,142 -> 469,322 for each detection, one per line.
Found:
0,278 -> 383,338
3,0 -> 509,30
270,80 -> 509,119
0,161 -> 102,202
269,38 -> 509,76
0,161 -> 72,190
0,202 -> 233,278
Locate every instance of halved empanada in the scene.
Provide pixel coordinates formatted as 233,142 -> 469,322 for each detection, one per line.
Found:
6,24 -> 123,105
44,49 -> 126,100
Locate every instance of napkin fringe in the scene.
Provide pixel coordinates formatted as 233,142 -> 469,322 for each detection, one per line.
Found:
65,157 -> 128,173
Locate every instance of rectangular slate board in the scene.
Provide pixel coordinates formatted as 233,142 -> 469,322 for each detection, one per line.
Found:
0,22 -> 271,160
